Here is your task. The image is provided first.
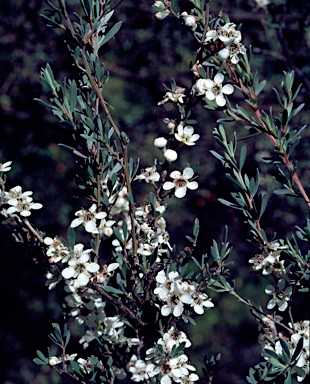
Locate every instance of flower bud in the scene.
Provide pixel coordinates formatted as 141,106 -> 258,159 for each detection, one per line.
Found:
164,149 -> 178,162
154,137 -> 167,148
181,12 -> 196,28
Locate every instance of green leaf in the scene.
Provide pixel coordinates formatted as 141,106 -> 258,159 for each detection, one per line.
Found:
113,227 -> 124,244
67,226 -> 75,249
269,357 -> 285,368
33,357 -> 48,365
284,371 -> 292,384
102,285 -> 124,295
218,198 -> 241,210
291,336 -> 304,362
263,348 -> 280,360
69,80 -> 77,114
279,338 -> 291,360
70,360 -> 83,375
239,145 -> 247,170
102,21 -> 122,45
193,218 -> 200,238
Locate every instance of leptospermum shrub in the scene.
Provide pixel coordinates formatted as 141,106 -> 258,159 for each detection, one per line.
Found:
0,0 -> 309,383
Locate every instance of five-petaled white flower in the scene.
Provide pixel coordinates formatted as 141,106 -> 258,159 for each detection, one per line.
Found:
175,124 -> 200,146
202,73 -> 234,107
71,204 -> 107,234
265,278 -> 292,312
135,166 -> 160,183
190,292 -> 214,314
163,167 -> 198,198
62,252 -> 100,286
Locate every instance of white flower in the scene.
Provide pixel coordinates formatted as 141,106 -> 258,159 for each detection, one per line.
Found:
44,236 -> 69,263
5,190 -> 43,217
154,270 -> 181,299
154,137 -> 168,148
98,218 -> 115,237
163,167 -> 198,198
161,282 -> 192,317
4,185 -> 42,217
175,373 -> 199,383
265,279 -> 292,311
49,353 -> 77,366
48,356 -> 62,366
135,166 -> 160,183
190,292 -> 214,314
205,23 -> 242,45
158,87 -> 186,105
71,204 -> 107,234
170,354 -> 196,379
175,124 -> 200,146
62,252 -> 99,286
0,161 -> 12,172
218,43 -> 246,64
164,149 -> 178,162
4,185 -> 33,202
161,327 -> 192,351
128,355 -> 159,382
203,73 -> 234,107
193,78 -> 209,96
96,262 -> 119,283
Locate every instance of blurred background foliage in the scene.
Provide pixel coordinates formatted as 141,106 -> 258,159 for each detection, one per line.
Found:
0,0 -> 309,383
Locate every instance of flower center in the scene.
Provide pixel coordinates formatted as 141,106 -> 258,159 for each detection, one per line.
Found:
174,176 -> 187,188
212,84 -> 222,96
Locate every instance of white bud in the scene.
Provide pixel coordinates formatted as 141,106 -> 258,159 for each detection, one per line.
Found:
154,137 -> 168,148
164,149 -> 178,162
49,356 -> 60,366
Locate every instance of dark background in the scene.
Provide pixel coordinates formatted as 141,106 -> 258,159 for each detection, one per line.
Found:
0,0 -> 309,383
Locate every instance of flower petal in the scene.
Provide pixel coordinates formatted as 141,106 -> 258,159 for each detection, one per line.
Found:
175,187 -> 187,198
222,84 -> 234,95
214,73 -> 224,84
183,167 -> 194,179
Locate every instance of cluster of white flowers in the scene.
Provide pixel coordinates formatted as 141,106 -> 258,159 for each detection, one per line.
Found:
154,270 -> 214,318
144,327 -> 199,384
163,167 -> 198,199
205,22 -> 246,64
135,204 -> 172,257
193,73 -> 234,107
1,185 -> 43,217
249,241 -> 287,277
262,320 -> 310,382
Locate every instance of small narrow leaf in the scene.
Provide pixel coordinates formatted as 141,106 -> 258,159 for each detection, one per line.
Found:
102,21 -> 122,45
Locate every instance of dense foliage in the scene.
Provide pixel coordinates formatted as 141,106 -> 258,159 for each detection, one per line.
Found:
0,0 -> 309,383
